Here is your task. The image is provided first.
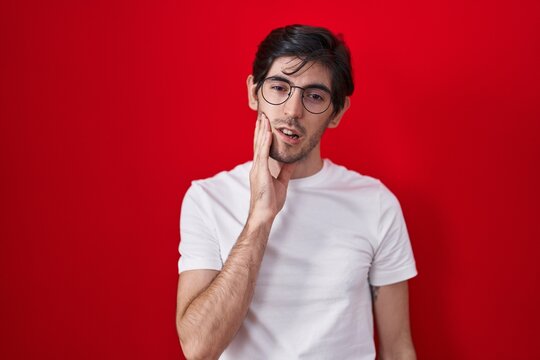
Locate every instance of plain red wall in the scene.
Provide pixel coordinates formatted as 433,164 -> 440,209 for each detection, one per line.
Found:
1,0 -> 539,359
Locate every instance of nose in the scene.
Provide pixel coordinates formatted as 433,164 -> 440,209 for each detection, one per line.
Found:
283,88 -> 304,119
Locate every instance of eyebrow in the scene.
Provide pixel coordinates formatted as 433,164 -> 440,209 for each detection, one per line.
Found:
266,75 -> 332,94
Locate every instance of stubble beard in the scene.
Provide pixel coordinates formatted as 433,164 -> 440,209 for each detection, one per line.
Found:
269,140 -> 306,163
268,118 -> 331,164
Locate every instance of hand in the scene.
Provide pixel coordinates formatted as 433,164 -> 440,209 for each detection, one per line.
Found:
248,113 -> 296,224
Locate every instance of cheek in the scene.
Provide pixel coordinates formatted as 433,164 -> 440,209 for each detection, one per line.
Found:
306,121 -> 330,141
258,103 -> 282,121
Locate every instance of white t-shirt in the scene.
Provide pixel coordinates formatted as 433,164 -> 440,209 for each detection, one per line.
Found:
178,159 -> 417,360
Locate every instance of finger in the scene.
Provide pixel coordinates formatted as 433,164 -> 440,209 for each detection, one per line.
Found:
254,112 -> 267,161
254,113 -> 266,160
253,112 -> 261,157
277,162 -> 297,185
258,113 -> 272,164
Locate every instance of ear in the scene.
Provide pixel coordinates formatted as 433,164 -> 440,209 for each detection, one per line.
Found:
327,96 -> 351,129
246,75 -> 259,111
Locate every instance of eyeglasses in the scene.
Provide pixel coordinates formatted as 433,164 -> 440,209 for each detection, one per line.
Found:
260,76 -> 332,114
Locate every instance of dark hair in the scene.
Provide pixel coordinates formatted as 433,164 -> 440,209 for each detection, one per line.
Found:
253,24 -> 354,117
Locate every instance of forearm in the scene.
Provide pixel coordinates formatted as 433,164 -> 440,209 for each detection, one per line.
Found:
178,217 -> 272,360
374,282 -> 416,360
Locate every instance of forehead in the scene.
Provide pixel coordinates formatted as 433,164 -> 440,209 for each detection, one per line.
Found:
267,56 -> 332,88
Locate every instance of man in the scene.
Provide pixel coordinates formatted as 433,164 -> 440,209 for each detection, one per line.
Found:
176,25 -> 417,360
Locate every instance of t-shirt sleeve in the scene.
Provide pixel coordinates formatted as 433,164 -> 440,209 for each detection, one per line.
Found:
368,183 -> 417,286
178,183 -> 224,273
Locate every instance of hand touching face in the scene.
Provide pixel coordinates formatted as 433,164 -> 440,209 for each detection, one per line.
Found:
248,112 -> 296,224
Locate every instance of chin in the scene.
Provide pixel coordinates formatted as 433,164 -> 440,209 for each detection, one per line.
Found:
269,145 -> 304,164
269,154 -> 298,164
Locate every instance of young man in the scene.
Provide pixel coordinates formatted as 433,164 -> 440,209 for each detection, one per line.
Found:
176,25 -> 417,360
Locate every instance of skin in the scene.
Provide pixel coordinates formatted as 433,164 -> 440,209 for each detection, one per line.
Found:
247,57 -> 347,179
373,283 -> 417,360
176,56 -> 416,360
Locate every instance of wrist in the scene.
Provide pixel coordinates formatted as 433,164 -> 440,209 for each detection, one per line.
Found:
246,212 -> 274,231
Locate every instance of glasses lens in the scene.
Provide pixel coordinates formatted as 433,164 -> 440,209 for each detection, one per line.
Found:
261,78 -> 332,114
303,88 -> 331,114
262,79 -> 290,105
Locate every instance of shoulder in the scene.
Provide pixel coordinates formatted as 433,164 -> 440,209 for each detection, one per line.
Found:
323,159 -> 383,191
186,161 -> 252,199
323,159 -> 402,207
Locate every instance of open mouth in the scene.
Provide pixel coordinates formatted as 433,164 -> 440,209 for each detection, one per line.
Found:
278,128 -> 300,140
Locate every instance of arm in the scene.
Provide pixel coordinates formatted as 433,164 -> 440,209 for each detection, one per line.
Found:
175,113 -> 296,360
176,220 -> 272,360
372,281 -> 416,360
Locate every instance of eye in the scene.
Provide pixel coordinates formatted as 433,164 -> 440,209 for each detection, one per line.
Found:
271,84 -> 288,92
266,79 -> 290,93
304,89 -> 327,103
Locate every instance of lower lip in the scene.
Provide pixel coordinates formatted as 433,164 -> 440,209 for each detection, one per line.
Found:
275,129 -> 302,145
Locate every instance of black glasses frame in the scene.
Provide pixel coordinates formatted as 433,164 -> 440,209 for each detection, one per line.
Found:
260,77 -> 333,115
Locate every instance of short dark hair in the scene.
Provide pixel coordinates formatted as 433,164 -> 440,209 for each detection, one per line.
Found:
252,24 -> 354,117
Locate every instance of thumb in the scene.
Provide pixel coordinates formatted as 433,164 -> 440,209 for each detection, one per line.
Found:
277,162 -> 297,185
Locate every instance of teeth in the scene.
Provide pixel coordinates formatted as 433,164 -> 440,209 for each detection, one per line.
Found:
282,129 -> 294,135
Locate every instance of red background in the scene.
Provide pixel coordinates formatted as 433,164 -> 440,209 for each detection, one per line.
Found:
1,0 -> 539,359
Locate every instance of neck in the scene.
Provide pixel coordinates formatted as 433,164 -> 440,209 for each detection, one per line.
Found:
268,152 -> 324,179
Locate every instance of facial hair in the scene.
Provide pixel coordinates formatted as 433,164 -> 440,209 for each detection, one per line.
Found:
269,116 -> 332,164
